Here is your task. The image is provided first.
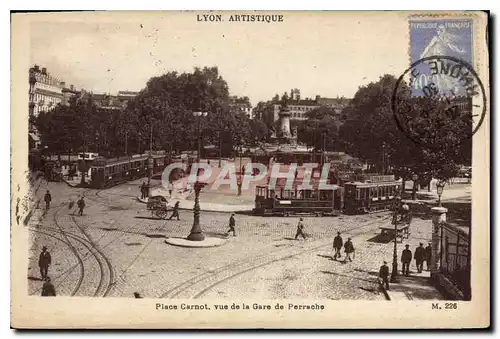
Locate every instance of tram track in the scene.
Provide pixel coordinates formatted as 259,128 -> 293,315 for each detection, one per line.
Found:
160,214 -> 391,299
29,228 -> 85,296
31,203 -> 115,297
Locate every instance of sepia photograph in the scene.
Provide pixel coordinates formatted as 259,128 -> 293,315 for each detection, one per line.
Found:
10,10 -> 490,329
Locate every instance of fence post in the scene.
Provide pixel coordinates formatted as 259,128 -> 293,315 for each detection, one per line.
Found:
431,206 -> 448,281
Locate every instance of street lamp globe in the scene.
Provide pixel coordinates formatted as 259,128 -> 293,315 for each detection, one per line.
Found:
436,180 -> 445,195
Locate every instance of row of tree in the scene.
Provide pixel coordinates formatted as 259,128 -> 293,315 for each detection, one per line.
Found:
34,67 -> 471,181
34,67 -> 269,158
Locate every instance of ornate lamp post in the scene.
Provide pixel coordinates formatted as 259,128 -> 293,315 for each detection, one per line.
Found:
436,180 -> 446,207
390,195 -> 402,283
187,111 -> 208,241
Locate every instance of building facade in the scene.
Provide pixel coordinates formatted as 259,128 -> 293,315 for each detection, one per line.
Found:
261,89 -> 351,127
29,65 -> 64,118
93,90 -> 139,110
229,96 -> 252,118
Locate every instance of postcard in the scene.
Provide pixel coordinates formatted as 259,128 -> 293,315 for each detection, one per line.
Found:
11,10 -> 490,329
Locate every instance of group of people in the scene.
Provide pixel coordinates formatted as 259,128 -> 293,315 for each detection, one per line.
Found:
378,242 -> 433,290
401,243 -> 432,275
44,190 -> 86,216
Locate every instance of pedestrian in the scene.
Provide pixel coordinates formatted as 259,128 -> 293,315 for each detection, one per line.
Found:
168,181 -> 173,197
379,261 -> 390,290
414,242 -> 425,273
343,237 -> 355,262
401,244 -> 412,276
425,242 -> 432,271
168,201 -> 180,220
41,277 -> 56,297
226,213 -> 236,236
294,217 -> 306,240
333,231 -> 343,260
44,190 -> 52,210
141,182 -> 147,199
38,246 -> 51,280
77,197 -> 85,216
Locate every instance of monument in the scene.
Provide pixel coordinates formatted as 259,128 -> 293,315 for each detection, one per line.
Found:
276,94 -> 297,146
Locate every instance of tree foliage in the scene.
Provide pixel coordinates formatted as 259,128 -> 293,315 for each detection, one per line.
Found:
34,66 -> 269,158
338,74 -> 472,181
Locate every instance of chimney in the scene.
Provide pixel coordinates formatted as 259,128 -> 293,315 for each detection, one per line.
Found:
70,84 -> 74,90
34,65 -> 40,72
60,81 -> 66,88
41,67 -> 47,75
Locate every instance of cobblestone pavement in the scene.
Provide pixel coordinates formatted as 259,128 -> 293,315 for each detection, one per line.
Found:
27,178 -> 454,300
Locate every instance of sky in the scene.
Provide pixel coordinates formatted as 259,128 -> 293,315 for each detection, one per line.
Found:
29,11 -> 411,105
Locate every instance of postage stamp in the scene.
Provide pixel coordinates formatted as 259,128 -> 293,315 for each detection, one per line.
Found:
390,18 -> 484,150
10,11 -> 490,329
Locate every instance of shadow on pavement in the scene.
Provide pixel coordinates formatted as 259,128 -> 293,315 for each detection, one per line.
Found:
27,276 -> 43,281
366,234 -> 392,244
134,216 -> 162,220
320,270 -> 375,284
317,254 -> 334,260
389,274 -> 444,300
204,231 -> 229,239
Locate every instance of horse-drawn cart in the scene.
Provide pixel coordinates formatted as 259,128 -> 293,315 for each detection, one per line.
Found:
147,195 -> 170,219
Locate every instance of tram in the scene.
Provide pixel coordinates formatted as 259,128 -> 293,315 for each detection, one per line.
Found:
89,151 -> 170,188
342,175 -> 401,214
254,182 -> 341,216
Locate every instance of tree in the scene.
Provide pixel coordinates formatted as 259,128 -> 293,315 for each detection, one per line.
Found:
339,74 -> 472,184
294,106 -> 342,151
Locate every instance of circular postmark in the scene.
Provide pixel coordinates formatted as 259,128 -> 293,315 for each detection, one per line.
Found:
392,55 -> 486,150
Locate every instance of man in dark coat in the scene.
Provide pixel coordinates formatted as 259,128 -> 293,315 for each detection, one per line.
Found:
425,243 -> 432,271
344,238 -> 355,262
333,232 -> 343,260
41,277 -> 56,297
77,197 -> 85,216
38,246 -> 51,280
295,218 -> 306,240
140,182 -> 147,199
226,213 -> 236,236
401,244 -> 412,276
44,190 -> 52,210
379,261 -> 390,290
414,243 -> 426,273
168,201 -> 180,220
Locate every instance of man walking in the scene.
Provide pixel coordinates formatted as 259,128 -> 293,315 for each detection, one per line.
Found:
333,232 -> 343,260
414,243 -> 426,273
343,237 -> 355,262
401,244 -> 412,276
295,217 -> 306,240
425,242 -> 432,271
77,197 -> 85,216
44,190 -> 52,210
226,213 -> 236,236
38,246 -> 51,280
41,277 -> 56,297
379,261 -> 390,290
168,201 -> 180,220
